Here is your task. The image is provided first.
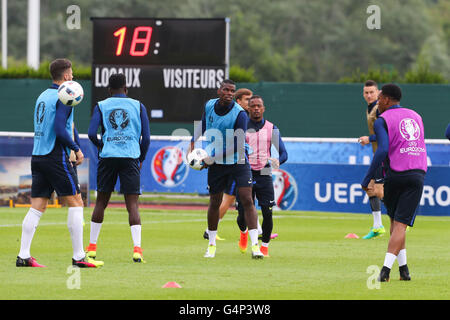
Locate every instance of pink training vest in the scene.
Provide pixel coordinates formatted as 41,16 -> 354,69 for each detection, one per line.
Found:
380,107 -> 427,173
246,120 -> 274,171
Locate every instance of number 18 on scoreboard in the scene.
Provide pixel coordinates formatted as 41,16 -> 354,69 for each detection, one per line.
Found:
91,18 -> 230,122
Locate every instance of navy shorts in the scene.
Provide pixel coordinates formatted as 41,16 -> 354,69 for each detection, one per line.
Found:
207,163 -> 253,195
31,154 -> 80,198
237,170 -> 275,208
97,158 -> 141,194
374,165 -> 384,184
251,170 -> 276,207
383,171 -> 425,227
224,176 -> 237,196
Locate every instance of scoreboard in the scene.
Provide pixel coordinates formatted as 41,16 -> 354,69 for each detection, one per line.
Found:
91,18 -> 229,122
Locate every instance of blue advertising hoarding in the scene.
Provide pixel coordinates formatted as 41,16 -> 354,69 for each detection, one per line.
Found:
0,134 -> 448,215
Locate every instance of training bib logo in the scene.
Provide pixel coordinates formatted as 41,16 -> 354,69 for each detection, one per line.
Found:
272,169 -> 298,210
36,102 -> 45,124
151,146 -> 188,187
109,109 -> 129,130
399,118 -> 420,141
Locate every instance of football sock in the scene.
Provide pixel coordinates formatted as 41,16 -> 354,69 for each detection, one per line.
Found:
248,229 -> 259,247
89,221 -> 102,245
257,217 -> 262,235
372,211 -> 382,229
67,207 -> 85,261
208,230 -> 217,246
261,242 -> 269,248
369,197 -> 382,228
18,208 -> 42,259
383,252 -> 397,269
130,224 -> 141,247
397,249 -> 407,267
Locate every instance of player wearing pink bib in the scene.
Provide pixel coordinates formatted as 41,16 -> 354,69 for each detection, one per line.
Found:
236,95 -> 288,257
362,84 -> 427,282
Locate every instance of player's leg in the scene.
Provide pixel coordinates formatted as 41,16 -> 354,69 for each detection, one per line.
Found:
204,164 -> 227,258
233,162 -> 263,259
53,153 -> 101,268
87,191 -> 112,257
120,158 -> 145,263
204,192 -> 223,258
236,198 -> 249,253
60,192 -> 100,267
16,198 -> 48,267
203,180 -> 235,240
378,174 -> 423,282
125,194 -> 145,263
237,186 -> 263,259
255,173 -> 275,256
219,179 -> 236,220
362,178 -> 384,239
259,206 -> 273,256
86,158 -> 118,258
16,159 -> 51,267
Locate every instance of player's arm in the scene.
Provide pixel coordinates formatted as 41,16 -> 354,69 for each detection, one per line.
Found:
55,102 -> 80,152
55,101 -> 83,165
361,118 -> 389,189
270,126 -> 288,169
88,104 -> 103,149
139,103 -> 151,165
190,112 -> 206,152
73,126 -> 81,149
358,134 -> 377,145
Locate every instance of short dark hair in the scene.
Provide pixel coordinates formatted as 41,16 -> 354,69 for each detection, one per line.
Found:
249,95 -> 264,104
381,83 -> 402,101
49,58 -> 72,81
108,73 -> 126,90
235,88 -> 253,101
364,80 -> 378,88
220,79 -> 235,87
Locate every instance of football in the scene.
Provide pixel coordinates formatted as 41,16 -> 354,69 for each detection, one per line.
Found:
187,148 -> 208,170
57,81 -> 84,106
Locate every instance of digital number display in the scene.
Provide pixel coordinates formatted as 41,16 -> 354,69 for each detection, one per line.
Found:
92,18 -> 227,66
91,18 -> 229,123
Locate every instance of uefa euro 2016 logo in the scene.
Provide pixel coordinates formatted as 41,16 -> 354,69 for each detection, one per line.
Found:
272,169 -> 298,211
151,146 -> 188,187
399,118 -> 420,141
108,109 -> 129,130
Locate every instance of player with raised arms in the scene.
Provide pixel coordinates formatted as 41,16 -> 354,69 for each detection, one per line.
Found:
16,58 -> 102,268
190,80 -> 264,259
86,73 -> 150,263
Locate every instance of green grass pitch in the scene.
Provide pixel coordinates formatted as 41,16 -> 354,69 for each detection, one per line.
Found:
0,207 -> 449,300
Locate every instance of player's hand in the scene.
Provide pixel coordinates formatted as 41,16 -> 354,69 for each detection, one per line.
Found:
269,158 -> 280,170
75,149 -> 84,166
139,161 -> 143,170
186,141 -> 195,162
200,156 -> 214,170
358,136 -> 370,146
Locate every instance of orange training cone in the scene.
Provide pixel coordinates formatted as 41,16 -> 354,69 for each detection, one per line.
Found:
162,281 -> 182,288
345,233 -> 359,239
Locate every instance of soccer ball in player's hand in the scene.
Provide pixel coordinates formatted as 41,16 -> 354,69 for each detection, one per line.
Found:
58,81 -> 84,106
187,148 -> 208,170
